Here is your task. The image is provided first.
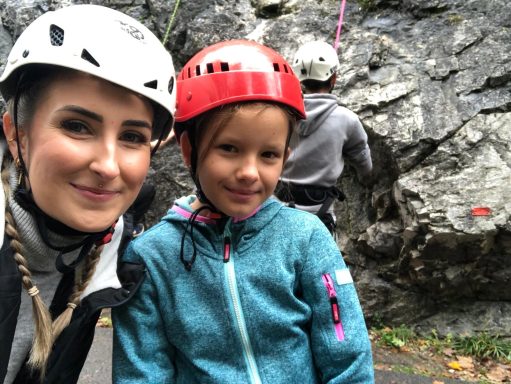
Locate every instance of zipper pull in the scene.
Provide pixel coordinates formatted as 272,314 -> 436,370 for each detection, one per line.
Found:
329,297 -> 340,324
322,273 -> 341,324
223,236 -> 231,263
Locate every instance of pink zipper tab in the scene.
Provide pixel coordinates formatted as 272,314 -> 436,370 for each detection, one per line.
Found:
223,237 -> 231,263
322,273 -> 345,341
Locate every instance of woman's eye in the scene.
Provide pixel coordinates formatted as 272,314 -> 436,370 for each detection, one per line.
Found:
121,131 -> 149,144
61,120 -> 90,134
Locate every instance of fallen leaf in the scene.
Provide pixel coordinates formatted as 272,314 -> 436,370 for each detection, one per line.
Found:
457,356 -> 474,370
448,361 -> 462,371
485,364 -> 511,382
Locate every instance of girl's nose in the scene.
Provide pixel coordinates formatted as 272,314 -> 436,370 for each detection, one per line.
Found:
236,157 -> 259,183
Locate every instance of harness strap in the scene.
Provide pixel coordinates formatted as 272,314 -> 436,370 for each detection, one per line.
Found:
276,182 -> 345,208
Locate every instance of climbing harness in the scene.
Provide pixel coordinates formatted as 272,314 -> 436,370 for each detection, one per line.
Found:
275,182 -> 345,234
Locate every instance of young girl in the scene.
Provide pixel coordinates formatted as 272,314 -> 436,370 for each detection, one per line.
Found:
0,5 -> 175,383
112,40 -> 374,383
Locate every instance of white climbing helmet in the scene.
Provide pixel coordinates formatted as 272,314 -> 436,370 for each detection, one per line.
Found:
0,4 -> 176,141
292,40 -> 340,82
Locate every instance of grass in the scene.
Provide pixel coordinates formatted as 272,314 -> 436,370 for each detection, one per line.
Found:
372,325 -> 511,363
453,333 -> 511,361
372,325 -> 511,382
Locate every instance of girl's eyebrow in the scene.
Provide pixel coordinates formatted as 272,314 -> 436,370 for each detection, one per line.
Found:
56,105 -> 152,129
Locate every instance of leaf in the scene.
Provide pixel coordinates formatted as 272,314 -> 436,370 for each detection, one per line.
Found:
97,316 -> 113,328
485,364 -> 511,382
457,356 -> 474,370
448,361 -> 462,371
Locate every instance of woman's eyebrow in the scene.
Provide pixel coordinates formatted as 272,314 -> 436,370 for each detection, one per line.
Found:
57,105 -> 103,122
122,119 -> 152,129
56,105 -> 152,128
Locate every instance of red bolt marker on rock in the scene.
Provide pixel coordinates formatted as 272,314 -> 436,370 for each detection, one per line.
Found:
471,207 -> 491,216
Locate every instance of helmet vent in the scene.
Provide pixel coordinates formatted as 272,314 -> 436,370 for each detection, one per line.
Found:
273,63 -> 280,72
195,65 -> 201,76
144,80 -> 158,89
81,49 -> 100,67
206,63 -> 214,74
283,64 -> 289,73
50,24 -> 64,46
168,77 -> 174,94
220,62 -> 229,72
319,57 -> 325,61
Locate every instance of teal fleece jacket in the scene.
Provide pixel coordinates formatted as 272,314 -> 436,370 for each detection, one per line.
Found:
112,196 -> 374,384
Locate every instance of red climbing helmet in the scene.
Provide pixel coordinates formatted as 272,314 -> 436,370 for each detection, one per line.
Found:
175,39 -> 305,131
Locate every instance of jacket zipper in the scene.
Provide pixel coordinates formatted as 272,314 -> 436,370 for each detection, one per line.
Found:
223,230 -> 262,384
322,273 -> 345,341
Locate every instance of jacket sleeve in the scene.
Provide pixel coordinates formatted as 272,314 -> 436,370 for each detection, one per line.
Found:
112,243 -> 176,384
300,225 -> 374,383
342,113 -> 373,179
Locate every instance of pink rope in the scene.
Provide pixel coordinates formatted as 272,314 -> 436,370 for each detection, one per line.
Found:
333,0 -> 347,51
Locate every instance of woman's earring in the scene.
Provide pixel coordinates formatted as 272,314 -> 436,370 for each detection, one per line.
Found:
15,157 -> 23,185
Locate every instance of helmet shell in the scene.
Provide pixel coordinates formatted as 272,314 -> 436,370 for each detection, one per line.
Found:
175,39 -> 305,125
0,4 -> 176,141
292,41 -> 340,82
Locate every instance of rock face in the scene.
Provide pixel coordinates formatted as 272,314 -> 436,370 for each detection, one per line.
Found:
1,0 -> 510,337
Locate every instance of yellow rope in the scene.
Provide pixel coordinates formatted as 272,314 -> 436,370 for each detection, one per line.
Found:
162,0 -> 181,46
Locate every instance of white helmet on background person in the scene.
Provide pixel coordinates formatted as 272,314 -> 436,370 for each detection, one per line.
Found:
0,4 -> 176,141
292,40 -> 340,82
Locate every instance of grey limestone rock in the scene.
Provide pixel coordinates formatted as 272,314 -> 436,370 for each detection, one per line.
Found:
0,0 -> 509,336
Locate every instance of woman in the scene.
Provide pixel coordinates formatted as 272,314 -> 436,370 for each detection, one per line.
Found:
0,4 -> 175,383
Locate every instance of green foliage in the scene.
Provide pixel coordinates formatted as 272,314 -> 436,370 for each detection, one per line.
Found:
453,333 -> 511,362
424,329 -> 453,354
356,0 -> 376,11
370,312 -> 385,329
447,13 -> 464,25
373,326 -> 511,363
373,324 -> 416,349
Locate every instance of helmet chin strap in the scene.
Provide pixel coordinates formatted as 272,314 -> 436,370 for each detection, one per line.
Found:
12,73 -> 30,185
187,127 -> 224,217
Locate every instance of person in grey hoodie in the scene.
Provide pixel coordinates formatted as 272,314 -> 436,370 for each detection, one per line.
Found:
276,40 -> 373,234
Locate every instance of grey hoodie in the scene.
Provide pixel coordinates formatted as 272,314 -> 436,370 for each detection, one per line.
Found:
282,94 -> 372,187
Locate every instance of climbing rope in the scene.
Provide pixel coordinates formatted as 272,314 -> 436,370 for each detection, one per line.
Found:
162,0 -> 181,46
333,0 -> 347,51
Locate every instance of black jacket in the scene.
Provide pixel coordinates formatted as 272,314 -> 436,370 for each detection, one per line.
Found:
0,213 -> 145,384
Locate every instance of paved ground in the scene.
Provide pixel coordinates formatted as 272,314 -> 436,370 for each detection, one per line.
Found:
79,327 -> 467,383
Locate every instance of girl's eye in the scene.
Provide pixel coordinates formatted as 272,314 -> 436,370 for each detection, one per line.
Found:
61,120 -> 90,134
121,131 -> 150,144
262,151 -> 280,159
219,144 -> 237,153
